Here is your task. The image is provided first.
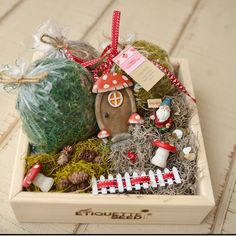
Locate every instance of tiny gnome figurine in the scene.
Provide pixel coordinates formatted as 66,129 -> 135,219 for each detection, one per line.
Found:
154,97 -> 173,131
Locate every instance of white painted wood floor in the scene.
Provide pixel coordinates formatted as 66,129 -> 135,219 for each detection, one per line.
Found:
0,0 -> 235,234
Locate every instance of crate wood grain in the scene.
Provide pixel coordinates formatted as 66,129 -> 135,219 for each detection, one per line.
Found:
1,0 -> 235,233
9,58 -> 215,224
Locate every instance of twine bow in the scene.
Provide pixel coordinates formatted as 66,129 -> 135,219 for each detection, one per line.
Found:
40,34 -> 68,49
40,34 -> 90,64
0,72 -> 48,84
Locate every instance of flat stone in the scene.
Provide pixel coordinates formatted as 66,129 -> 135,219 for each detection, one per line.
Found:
184,153 -> 196,161
111,133 -> 132,143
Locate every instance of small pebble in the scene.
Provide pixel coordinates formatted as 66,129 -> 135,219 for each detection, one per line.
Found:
172,129 -> 183,139
183,146 -> 192,154
184,153 -> 196,161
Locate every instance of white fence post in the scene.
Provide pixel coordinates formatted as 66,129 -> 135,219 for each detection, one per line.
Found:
133,172 -> 141,190
149,170 -> 157,188
172,167 -> 181,184
164,168 -> 173,185
100,175 -> 107,194
125,172 -> 132,191
108,174 -> 116,193
92,177 -> 98,195
141,172 -> 149,189
116,173 -> 124,192
157,169 -> 165,186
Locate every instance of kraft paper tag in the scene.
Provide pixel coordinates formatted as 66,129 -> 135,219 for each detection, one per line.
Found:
113,45 -> 165,91
147,98 -> 162,108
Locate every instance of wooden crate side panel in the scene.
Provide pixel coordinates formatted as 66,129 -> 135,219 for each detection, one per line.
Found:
11,192 -> 213,224
175,58 -> 215,203
8,129 -> 28,199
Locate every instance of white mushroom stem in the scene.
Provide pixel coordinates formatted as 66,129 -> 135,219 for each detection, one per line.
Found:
33,173 -> 54,192
151,147 -> 170,168
102,138 -> 108,144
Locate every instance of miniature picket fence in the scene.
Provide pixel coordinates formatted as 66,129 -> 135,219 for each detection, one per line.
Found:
92,167 -> 181,195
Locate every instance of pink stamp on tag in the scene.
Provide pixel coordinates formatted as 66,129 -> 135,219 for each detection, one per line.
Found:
113,45 -> 145,74
113,45 -> 165,91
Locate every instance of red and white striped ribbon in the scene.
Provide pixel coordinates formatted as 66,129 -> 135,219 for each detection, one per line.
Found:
153,61 -> 196,103
65,10 -> 196,103
96,172 -> 175,189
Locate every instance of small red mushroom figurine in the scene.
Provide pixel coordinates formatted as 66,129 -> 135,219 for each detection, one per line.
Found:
151,139 -> 177,168
23,163 -> 54,192
127,150 -> 138,163
128,113 -> 144,126
97,128 -> 110,143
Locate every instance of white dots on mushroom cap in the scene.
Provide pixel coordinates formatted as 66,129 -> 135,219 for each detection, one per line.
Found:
122,75 -> 129,81
123,82 -> 128,87
112,80 -> 117,84
104,84 -> 110,89
135,115 -> 140,120
113,73 -> 117,76
101,130 -> 107,134
93,84 -> 98,89
102,74 -> 108,80
34,164 -> 40,168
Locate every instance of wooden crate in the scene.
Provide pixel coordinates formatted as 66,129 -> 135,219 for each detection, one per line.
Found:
9,58 -> 215,224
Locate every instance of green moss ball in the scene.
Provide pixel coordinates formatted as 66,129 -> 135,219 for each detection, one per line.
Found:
16,58 -> 98,153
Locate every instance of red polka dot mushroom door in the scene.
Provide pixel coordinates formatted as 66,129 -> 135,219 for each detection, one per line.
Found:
92,72 -> 136,141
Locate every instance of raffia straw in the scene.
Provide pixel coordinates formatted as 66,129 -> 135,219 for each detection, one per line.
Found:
0,71 -> 48,84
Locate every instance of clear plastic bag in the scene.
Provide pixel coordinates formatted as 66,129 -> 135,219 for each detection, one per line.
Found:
33,20 -> 99,63
1,58 -> 98,153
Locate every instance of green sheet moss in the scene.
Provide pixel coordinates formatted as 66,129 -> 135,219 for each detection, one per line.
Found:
16,58 -> 98,153
24,137 -> 111,192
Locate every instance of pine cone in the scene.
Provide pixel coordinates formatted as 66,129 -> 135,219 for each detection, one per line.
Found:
68,171 -> 89,184
79,150 -> 99,162
77,181 -> 90,190
57,145 -> 73,166
57,178 -> 71,190
69,185 -> 78,192
62,145 -> 73,154
57,153 -> 69,166
93,155 -> 102,164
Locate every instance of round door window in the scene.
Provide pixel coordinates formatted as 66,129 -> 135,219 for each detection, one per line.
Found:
108,91 -> 123,108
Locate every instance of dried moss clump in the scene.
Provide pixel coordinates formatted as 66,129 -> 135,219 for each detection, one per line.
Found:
108,92 -> 198,195
132,40 -> 176,114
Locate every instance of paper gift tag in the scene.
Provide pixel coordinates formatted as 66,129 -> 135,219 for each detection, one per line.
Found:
147,98 -> 162,108
113,45 -> 165,91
